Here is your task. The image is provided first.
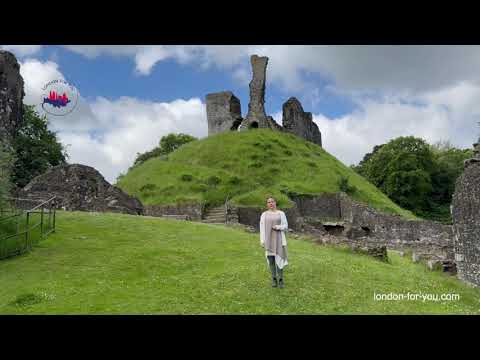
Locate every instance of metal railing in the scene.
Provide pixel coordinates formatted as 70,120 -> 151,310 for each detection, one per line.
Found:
224,194 -> 230,224
0,196 -> 57,260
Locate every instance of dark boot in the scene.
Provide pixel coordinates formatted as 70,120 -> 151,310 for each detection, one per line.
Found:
267,256 -> 277,287
277,265 -> 284,288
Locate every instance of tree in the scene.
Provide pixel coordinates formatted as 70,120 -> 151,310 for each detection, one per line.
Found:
133,133 -> 197,166
354,136 -> 435,216
11,105 -> 68,188
159,133 -> 197,154
353,136 -> 473,223
427,142 -> 473,220
352,144 -> 385,177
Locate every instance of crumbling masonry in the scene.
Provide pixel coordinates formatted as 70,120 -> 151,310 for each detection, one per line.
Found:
206,55 -> 322,147
452,138 -> 480,286
0,50 -> 25,149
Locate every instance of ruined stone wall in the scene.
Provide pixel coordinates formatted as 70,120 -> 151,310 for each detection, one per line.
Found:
144,203 -> 204,221
216,192 -> 455,263
282,97 -> 322,147
206,91 -> 242,135
251,192 -> 454,261
0,50 -> 25,148
19,164 -> 144,215
452,146 -> 480,286
290,193 -> 341,221
338,194 -> 454,260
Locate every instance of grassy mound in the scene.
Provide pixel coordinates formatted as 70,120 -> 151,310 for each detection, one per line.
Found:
117,129 -> 415,218
0,210 -> 479,314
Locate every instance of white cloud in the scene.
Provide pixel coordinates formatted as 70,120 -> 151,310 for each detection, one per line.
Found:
1,45 -> 42,57
313,82 -> 480,166
56,96 -> 207,183
19,58 -> 65,105
63,45 -> 191,75
59,45 -> 480,96
18,57 -> 207,183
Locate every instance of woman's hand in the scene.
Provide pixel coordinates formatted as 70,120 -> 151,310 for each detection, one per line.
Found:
272,225 -> 282,231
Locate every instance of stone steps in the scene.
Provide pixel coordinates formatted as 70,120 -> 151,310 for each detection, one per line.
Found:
202,206 -> 226,224
206,211 -> 225,216
161,214 -> 189,220
203,216 -> 226,221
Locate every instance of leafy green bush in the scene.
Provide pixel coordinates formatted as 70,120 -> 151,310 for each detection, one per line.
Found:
338,176 -> 357,195
206,176 -> 221,187
133,133 -> 197,167
228,176 -> 242,185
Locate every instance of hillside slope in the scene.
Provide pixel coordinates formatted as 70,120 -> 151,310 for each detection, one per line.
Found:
118,129 -> 415,218
0,211 -> 478,314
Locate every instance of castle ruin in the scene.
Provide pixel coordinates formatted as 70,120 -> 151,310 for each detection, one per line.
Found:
452,137 -> 480,286
206,54 -> 322,147
0,50 -> 25,149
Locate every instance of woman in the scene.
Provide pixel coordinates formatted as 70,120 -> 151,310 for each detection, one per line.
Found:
259,197 -> 289,288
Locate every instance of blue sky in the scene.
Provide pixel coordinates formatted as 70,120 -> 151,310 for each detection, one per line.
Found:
2,45 -> 480,183
29,45 -> 356,118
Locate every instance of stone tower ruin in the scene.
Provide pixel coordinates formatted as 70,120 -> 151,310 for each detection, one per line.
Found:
0,50 -> 25,149
206,91 -> 242,135
282,97 -> 322,147
205,54 -> 322,147
451,137 -> 480,286
242,55 -> 270,129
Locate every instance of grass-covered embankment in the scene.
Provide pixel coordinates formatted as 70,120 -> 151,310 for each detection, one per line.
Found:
117,129 -> 415,219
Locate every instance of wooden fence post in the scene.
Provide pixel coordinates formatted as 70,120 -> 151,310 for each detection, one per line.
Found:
25,211 -> 30,251
40,207 -> 44,240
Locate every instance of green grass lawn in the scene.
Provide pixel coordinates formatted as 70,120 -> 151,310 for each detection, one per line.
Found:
0,210 -> 478,314
117,129 -> 416,219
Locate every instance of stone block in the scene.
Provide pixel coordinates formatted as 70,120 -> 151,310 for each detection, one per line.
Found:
206,91 -> 242,135
282,97 -> 322,147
